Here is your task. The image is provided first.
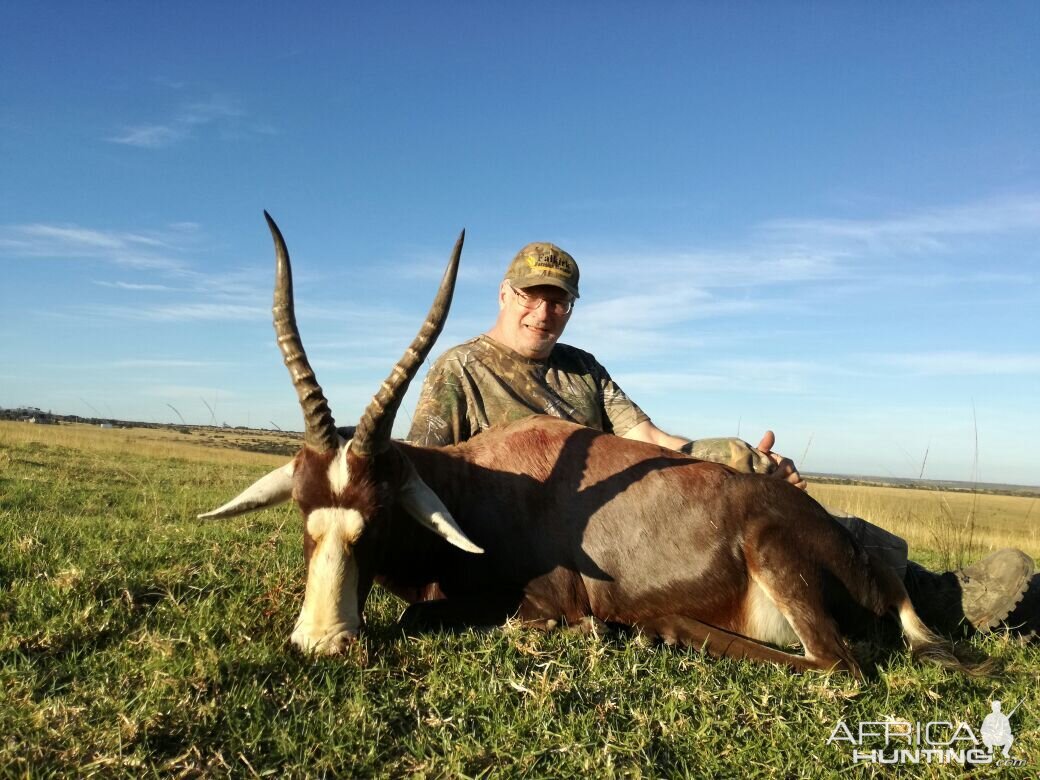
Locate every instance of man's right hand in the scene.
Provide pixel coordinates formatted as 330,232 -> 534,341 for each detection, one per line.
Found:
756,430 -> 807,490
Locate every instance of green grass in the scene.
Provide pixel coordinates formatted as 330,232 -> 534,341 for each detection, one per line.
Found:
2,426 -> 1038,777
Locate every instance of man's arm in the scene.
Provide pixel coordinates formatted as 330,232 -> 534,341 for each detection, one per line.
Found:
622,421 -> 806,490
621,420 -> 691,451
407,357 -> 470,447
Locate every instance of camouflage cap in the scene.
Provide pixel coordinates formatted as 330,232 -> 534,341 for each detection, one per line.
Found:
504,242 -> 580,299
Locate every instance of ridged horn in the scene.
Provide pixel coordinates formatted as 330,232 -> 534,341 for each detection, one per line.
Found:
267,211 -> 339,453
352,230 -> 465,456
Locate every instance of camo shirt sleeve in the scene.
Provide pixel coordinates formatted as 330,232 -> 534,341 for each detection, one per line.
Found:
597,365 -> 649,437
407,348 -> 473,447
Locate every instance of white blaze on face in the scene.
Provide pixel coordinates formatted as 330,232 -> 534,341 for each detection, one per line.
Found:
290,507 -> 366,655
327,445 -> 351,497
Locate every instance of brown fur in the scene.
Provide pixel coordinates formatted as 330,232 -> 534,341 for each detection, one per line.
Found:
290,415 -> 979,675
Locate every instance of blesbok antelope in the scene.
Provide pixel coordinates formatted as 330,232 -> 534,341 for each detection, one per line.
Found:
201,214 -> 978,678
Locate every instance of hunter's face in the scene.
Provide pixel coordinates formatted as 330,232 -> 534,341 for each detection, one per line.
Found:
490,282 -> 573,359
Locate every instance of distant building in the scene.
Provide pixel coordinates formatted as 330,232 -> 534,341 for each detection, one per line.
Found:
99,423 -> 114,429
27,415 -> 55,425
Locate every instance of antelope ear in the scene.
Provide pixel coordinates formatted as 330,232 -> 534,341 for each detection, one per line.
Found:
198,461 -> 295,519
397,461 -> 484,554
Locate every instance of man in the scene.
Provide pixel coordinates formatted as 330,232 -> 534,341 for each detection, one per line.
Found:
408,241 -> 1036,636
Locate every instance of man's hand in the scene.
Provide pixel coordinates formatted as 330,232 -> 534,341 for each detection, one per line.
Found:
756,431 -> 807,490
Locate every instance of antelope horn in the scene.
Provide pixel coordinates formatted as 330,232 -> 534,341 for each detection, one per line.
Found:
267,211 -> 339,453
352,230 -> 464,456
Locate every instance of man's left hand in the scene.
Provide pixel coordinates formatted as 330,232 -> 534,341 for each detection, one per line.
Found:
756,430 -> 807,490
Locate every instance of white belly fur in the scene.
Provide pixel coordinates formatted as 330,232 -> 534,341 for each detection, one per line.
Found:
742,581 -> 800,647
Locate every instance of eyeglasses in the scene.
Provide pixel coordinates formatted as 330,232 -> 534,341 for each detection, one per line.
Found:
509,285 -> 574,315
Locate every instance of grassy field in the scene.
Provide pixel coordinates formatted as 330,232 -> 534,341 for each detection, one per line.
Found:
808,483 -> 1040,572
2,421 -> 1038,777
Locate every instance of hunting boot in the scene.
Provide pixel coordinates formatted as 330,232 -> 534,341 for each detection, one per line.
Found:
903,548 -> 1035,637
1002,573 -> 1040,640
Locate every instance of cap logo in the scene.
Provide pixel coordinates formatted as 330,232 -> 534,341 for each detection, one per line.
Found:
525,252 -> 571,279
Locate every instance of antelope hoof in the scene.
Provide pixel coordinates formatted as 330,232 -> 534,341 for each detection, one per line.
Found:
291,624 -> 359,655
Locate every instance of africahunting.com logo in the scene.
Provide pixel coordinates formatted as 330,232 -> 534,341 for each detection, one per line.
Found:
827,699 -> 1025,767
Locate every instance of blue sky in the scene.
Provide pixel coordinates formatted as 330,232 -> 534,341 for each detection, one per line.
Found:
2,3 -> 1038,485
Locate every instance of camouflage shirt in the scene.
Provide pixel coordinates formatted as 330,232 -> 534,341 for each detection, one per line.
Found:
407,335 -> 649,447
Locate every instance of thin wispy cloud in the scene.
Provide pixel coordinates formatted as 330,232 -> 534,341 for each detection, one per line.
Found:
176,96 -> 243,126
83,303 -> 268,323
761,195 -> 1040,253
94,280 -> 175,291
0,223 -> 188,270
108,124 -> 186,149
108,93 -> 270,148
871,351 -> 1040,376
971,271 -> 1035,284
5,224 -> 167,250
585,249 -> 848,293
580,287 -> 756,328
168,267 -> 268,304
151,76 -> 186,90
111,359 -> 228,369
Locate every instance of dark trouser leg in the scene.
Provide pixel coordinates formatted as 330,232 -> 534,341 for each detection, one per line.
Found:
826,507 -> 1035,636
827,508 -> 909,579
902,562 -> 970,635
